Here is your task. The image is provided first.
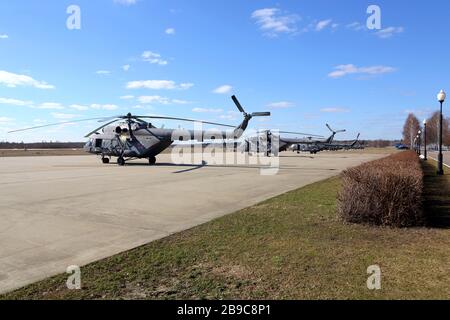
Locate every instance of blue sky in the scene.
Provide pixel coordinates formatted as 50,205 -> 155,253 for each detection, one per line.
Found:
0,0 -> 449,142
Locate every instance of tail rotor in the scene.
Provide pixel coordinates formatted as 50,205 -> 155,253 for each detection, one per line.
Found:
231,95 -> 270,119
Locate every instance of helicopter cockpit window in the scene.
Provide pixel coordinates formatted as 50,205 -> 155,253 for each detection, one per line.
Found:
95,139 -> 103,148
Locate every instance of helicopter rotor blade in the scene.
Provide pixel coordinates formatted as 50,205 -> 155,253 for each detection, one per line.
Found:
326,124 -> 334,133
97,116 -> 123,123
8,117 -> 110,134
135,116 -> 236,128
84,119 -> 121,138
132,116 -> 147,123
279,131 -> 324,138
251,112 -> 271,117
231,95 -> 245,113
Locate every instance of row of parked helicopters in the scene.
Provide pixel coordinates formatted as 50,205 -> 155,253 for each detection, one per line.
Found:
241,125 -> 362,156
9,95 -> 363,165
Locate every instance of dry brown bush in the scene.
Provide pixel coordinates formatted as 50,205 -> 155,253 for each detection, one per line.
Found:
337,151 -> 424,227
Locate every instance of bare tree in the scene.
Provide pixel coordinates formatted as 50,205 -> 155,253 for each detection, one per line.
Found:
425,111 -> 450,146
403,113 -> 421,147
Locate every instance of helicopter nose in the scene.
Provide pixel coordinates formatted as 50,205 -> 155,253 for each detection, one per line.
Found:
83,140 -> 92,152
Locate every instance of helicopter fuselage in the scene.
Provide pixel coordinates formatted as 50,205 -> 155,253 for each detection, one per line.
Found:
84,125 -> 177,159
83,121 -> 249,161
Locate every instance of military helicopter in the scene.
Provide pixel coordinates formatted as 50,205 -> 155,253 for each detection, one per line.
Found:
240,130 -> 324,156
9,96 -> 270,166
291,124 -> 350,154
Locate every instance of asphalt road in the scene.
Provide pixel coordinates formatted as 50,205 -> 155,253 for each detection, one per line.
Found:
0,152 -> 387,293
428,151 -> 450,167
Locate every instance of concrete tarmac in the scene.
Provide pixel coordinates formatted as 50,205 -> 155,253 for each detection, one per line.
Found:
0,152 -> 386,294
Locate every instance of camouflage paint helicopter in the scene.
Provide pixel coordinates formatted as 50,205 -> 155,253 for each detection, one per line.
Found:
240,130 -> 324,156
240,123 -> 346,156
292,126 -> 361,154
9,96 -> 270,166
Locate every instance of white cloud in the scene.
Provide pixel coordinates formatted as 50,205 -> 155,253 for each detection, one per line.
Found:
320,108 -> 350,113
179,83 -> 194,90
346,22 -> 365,31
36,102 -> 64,110
251,8 -> 299,36
0,116 -> 14,123
113,0 -> 137,5
90,104 -> 119,110
120,95 -> 134,100
328,64 -> 396,78
0,98 -> 63,110
122,64 -> 130,71
0,34 -> 8,39
138,95 -> 170,104
51,113 -> 79,119
171,99 -> 190,104
0,70 -> 55,89
266,101 -> 295,109
137,95 -> 191,105
69,104 -> 89,111
73,103 -> 120,111
0,98 -> 120,112
375,27 -> 404,39
192,108 -> 223,113
126,80 -> 194,90
95,70 -> 111,75
165,28 -> 176,35
141,51 -> 168,65
213,85 -> 233,94
0,97 -> 33,106
316,19 -> 332,31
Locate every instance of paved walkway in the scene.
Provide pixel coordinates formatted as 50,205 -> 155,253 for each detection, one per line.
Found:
0,152 -> 386,293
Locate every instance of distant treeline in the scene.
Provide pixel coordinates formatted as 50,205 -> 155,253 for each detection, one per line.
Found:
355,140 -> 397,148
0,142 -> 85,149
335,140 -> 397,148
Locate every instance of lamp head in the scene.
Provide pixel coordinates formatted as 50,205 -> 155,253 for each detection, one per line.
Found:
438,90 -> 446,103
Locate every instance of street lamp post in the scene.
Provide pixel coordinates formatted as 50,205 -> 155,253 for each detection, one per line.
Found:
414,137 -> 417,153
423,119 -> 427,160
437,90 -> 446,175
418,131 -> 422,156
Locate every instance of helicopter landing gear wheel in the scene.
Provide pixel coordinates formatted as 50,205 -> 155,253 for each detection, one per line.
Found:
148,156 -> 156,165
102,157 -> 110,164
117,157 -> 125,166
